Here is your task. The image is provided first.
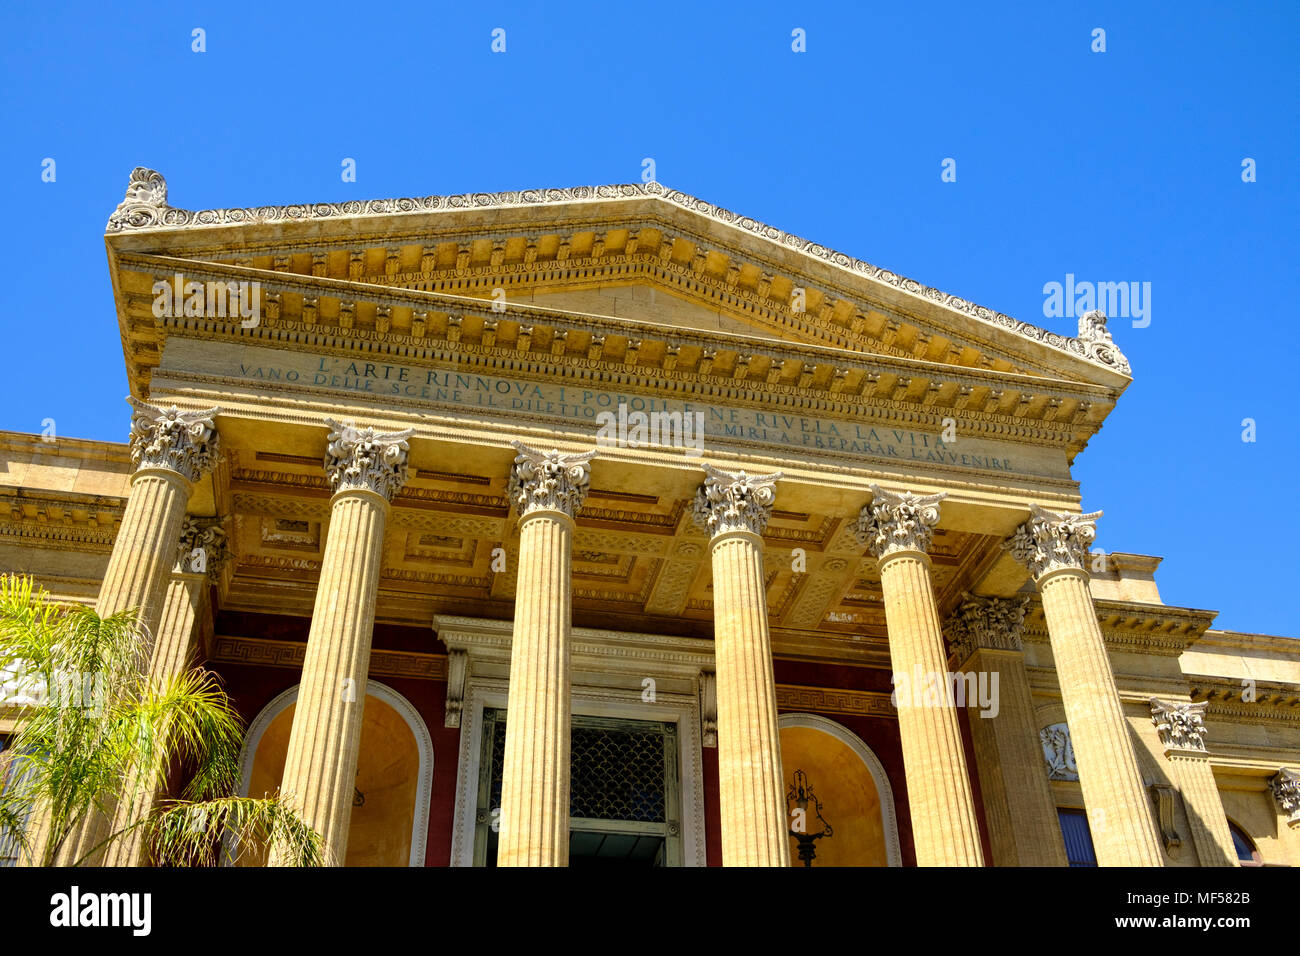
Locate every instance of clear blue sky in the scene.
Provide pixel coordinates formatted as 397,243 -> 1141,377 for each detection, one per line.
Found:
1,2 -> 1295,635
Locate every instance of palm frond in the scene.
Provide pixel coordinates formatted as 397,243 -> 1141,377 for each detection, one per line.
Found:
147,795 -> 329,867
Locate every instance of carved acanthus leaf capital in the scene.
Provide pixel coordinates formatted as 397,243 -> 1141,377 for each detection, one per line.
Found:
107,167 -> 172,232
506,442 -> 596,519
945,593 -> 1030,663
1270,769 -> 1300,828
853,484 -> 946,559
1149,698 -> 1209,754
174,516 -> 230,579
323,419 -> 413,501
127,398 -> 221,483
690,463 -> 782,537
1005,503 -> 1102,580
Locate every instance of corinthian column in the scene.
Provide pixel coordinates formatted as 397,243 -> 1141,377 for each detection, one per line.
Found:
856,485 -> 984,866
496,443 -> 596,867
1149,699 -> 1236,865
1007,505 -> 1163,866
947,595 -> 1066,866
102,399 -> 221,644
103,518 -> 228,866
50,399 -> 220,867
272,421 -> 411,867
692,464 -> 789,867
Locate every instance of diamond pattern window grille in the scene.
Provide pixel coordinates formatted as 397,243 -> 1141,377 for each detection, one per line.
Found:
486,714 -> 667,822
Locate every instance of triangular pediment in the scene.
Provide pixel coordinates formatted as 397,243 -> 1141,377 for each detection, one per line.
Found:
104,170 -> 1132,391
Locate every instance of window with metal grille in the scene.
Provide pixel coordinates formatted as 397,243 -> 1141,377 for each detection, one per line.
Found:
474,710 -> 681,866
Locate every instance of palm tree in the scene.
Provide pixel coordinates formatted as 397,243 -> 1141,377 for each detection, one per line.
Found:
0,574 -> 324,866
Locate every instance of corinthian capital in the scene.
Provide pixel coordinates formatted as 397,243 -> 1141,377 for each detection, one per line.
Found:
853,484 -> 945,559
1005,504 -> 1102,581
507,442 -> 597,519
691,463 -> 782,537
1270,769 -> 1300,828
945,593 -> 1029,663
174,516 -> 231,579
323,419 -> 413,501
127,398 -> 221,482
1149,698 -> 1209,754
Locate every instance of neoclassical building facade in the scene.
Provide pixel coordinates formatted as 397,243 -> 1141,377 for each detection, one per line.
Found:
1,169 -> 1297,866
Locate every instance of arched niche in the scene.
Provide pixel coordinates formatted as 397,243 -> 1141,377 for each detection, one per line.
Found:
237,680 -> 433,867
778,713 -> 902,867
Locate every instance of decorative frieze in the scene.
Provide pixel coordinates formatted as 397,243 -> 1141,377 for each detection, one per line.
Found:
945,593 -> 1030,663
322,419 -> 412,501
506,442 -> 596,520
1270,768 -> 1300,828
690,463 -> 781,537
1149,698 -> 1209,754
1005,504 -> 1102,580
853,484 -> 945,559
127,398 -> 221,482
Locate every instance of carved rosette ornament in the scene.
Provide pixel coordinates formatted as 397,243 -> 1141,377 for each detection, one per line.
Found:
506,441 -> 596,520
853,484 -> 946,560
1149,698 -> 1210,754
106,167 -> 172,232
945,593 -> 1030,663
127,398 -> 221,483
1005,504 -> 1103,581
173,517 -> 231,578
323,419 -> 413,501
1270,769 -> 1300,828
690,463 -> 782,537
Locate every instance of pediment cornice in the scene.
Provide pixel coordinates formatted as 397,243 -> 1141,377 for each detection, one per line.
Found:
116,251 -> 1117,461
105,169 -> 1132,387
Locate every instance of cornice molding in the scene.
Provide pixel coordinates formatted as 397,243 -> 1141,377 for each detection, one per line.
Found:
106,169 -> 1129,377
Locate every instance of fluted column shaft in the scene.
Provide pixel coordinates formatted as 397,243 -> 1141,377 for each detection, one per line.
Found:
1008,504 -> 1163,866
496,443 -> 595,867
1150,699 -> 1236,866
858,486 -> 983,866
693,464 -> 789,866
52,472 -> 190,863
50,400 -> 219,867
948,595 -> 1065,866
272,420 -> 411,867
104,535 -> 218,867
273,491 -> 388,865
879,555 -> 985,865
962,648 -> 1067,865
95,470 -> 193,639
497,508 -> 574,866
711,529 -> 788,866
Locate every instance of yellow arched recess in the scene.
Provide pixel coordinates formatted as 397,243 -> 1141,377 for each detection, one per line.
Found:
242,693 -> 421,866
778,717 -> 899,867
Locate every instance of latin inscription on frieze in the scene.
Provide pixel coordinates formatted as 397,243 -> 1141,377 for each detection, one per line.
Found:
156,340 -> 1069,480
